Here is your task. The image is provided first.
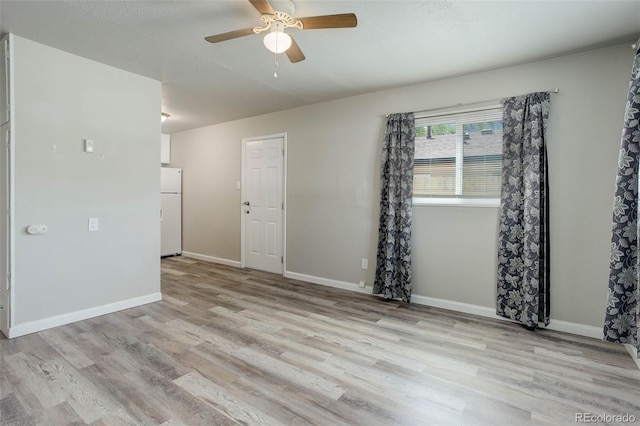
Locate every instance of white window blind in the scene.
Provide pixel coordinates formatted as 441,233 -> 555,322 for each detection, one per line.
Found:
414,107 -> 503,199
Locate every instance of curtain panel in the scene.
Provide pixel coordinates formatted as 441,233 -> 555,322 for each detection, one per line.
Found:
373,113 -> 415,302
497,92 -> 551,328
604,47 -> 640,354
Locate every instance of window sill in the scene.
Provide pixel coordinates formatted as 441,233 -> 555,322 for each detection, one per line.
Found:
413,197 -> 500,208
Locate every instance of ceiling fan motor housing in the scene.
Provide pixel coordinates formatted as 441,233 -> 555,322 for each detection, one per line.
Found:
269,0 -> 295,17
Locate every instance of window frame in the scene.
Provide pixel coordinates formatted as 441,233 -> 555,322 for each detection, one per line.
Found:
413,104 -> 503,208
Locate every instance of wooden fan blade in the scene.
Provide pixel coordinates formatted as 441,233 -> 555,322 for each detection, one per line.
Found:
205,28 -> 255,43
297,13 -> 357,30
249,0 -> 274,15
286,36 -> 305,63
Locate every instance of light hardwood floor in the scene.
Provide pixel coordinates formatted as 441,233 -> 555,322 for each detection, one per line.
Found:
1,256 -> 639,425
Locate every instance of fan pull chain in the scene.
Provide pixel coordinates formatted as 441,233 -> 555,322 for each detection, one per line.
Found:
274,49 -> 278,78
273,31 -> 279,78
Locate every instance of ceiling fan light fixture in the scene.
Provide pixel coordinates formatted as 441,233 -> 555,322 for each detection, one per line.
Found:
204,1 -> 358,65
263,24 -> 292,54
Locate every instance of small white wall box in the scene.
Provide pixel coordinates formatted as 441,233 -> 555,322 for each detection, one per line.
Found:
88,217 -> 99,232
84,139 -> 95,153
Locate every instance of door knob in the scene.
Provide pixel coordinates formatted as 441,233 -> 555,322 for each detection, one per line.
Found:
243,201 -> 250,206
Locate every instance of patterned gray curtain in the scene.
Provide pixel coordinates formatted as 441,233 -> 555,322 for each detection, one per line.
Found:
604,47 -> 640,354
497,92 -> 551,328
373,113 -> 415,302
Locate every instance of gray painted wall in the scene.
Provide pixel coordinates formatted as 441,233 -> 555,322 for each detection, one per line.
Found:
13,36 -> 161,325
170,43 -> 634,328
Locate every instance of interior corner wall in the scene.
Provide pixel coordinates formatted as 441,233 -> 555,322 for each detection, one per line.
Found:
11,36 -> 161,329
170,42 -> 634,329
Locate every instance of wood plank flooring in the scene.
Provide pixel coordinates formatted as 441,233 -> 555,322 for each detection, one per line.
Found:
1,256 -> 640,425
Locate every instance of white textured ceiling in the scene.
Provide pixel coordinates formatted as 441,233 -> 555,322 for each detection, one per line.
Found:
1,0 -> 639,133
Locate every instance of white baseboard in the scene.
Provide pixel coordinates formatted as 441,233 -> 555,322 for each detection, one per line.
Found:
284,270 -> 371,295
624,344 -> 640,370
181,251 -> 242,268
8,292 -> 162,338
544,319 -> 603,340
410,294 -> 603,339
410,294 -> 497,318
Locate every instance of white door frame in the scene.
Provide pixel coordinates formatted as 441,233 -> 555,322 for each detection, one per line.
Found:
240,132 -> 287,274
0,34 -> 14,337
0,123 -> 13,337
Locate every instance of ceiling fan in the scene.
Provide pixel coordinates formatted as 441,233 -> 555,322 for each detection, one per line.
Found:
204,0 -> 357,64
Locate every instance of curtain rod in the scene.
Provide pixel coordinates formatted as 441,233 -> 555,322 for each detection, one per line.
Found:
385,89 -> 559,118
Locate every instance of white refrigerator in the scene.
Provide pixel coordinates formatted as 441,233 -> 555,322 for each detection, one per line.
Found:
161,167 -> 182,257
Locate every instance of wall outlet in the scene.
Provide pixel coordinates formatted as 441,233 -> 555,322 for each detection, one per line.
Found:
358,280 -> 366,288
361,258 -> 368,270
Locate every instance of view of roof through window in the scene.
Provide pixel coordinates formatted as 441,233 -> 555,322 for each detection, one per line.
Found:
414,119 -> 503,197
415,122 -> 503,159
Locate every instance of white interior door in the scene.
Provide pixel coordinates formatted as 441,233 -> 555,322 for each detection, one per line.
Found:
243,136 -> 284,274
0,124 -> 10,335
1,37 -> 9,126
0,35 -> 11,336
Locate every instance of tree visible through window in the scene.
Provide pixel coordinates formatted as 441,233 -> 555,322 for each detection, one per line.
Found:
413,107 -> 503,198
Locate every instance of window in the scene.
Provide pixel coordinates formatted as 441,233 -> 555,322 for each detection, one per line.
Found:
413,107 -> 503,205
